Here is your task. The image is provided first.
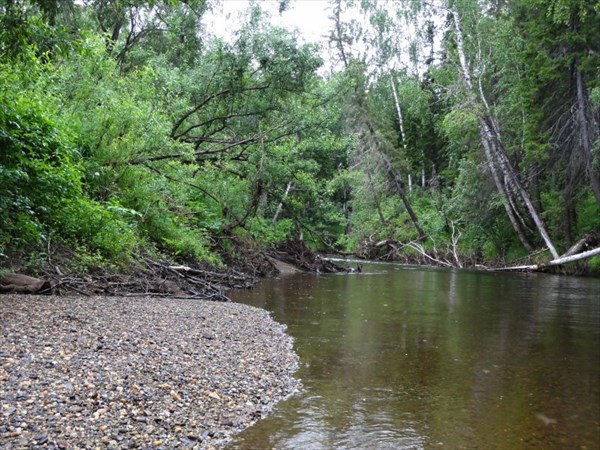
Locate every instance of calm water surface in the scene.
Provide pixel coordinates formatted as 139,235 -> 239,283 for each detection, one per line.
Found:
229,264 -> 600,449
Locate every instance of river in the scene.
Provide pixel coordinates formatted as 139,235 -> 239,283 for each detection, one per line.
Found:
228,263 -> 600,449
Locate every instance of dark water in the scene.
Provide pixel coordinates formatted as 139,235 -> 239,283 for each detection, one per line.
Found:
229,264 -> 600,449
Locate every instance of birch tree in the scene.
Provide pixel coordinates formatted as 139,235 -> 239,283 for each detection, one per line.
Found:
448,2 -> 560,259
329,0 -> 426,240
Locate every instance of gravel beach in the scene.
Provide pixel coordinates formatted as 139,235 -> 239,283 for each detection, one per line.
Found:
0,295 -> 300,449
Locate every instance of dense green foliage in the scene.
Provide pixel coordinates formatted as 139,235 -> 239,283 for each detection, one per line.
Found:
1,0 -> 598,273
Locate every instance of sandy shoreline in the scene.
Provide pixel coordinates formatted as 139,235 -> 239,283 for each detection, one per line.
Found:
0,295 -> 300,449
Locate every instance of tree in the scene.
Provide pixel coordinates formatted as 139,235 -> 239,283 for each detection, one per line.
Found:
328,0 -> 426,242
509,0 -> 600,243
447,1 -> 559,258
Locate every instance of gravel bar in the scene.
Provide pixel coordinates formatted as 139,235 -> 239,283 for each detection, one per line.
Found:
0,295 -> 300,449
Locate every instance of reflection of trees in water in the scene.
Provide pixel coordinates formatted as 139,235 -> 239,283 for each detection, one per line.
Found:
231,267 -> 600,450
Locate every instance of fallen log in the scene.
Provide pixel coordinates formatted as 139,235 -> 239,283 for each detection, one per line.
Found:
0,274 -> 52,294
492,247 -> 600,271
561,232 -> 599,258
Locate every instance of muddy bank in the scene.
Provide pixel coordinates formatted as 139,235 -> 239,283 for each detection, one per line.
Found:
0,295 -> 300,449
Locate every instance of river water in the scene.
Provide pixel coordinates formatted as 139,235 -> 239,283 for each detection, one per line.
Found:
229,263 -> 600,449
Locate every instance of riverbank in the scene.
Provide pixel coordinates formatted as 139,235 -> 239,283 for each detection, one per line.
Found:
0,295 -> 300,449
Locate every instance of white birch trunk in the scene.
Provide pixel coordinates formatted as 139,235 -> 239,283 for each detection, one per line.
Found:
272,182 -> 293,223
390,76 -> 408,153
483,118 -> 559,258
451,6 -> 559,259
495,247 -> 600,271
481,127 -> 533,251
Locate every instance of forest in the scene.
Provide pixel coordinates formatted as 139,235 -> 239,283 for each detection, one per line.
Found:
1,0 -> 599,279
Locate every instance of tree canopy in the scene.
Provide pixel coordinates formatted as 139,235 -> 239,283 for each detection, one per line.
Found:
1,0 -> 599,273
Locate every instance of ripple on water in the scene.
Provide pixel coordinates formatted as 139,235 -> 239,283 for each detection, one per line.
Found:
229,265 -> 600,450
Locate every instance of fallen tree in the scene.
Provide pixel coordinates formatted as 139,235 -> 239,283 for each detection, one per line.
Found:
492,247 -> 600,272
0,273 -> 52,294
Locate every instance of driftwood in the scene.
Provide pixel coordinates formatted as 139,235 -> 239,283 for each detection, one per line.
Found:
0,274 -> 52,294
274,240 -> 346,273
21,258 -> 258,301
266,256 -> 302,275
356,235 -> 464,267
562,232 -> 599,258
493,247 -> 600,272
358,229 -> 600,273
494,232 -> 600,272
404,242 -> 453,267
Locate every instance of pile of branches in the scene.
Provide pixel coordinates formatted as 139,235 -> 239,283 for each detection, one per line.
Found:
2,259 -> 257,301
355,231 -> 600,273
273,240 -> 346,273
355,238 -> 446,265
219,237 -> 280,278
354,234 -> 479,268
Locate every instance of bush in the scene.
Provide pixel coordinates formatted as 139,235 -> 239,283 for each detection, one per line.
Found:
57,198 -> 141,266
0,56 -> 82,253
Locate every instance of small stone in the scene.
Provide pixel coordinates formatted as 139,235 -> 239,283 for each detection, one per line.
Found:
34,433 -> 48,444
0,295 -> 300,449
170,390 -> 182,402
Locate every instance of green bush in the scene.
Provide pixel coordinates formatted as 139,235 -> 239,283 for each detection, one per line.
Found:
577,191 -> 600,234
587,256 -> 600,275
0,56 -> 82,252
142,208 -> 221,266
57,198 -> 141,265
246,217 -> 294,244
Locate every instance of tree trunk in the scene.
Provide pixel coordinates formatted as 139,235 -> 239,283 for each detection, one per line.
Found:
575,66 -> 600,206
332,9 -> 424,242
380,152 -> 426,240
496,246 -> 600,271
451,7 -> 558,258
481,130 -> 534,252
563,183 -> 576,245
105,20 -> 123,54
529,166 -> 543,215
485,121 -> 559,258
272,182 -> 293,223
365,166 -> 387,226
390,76 -> 408,152
331,0 -> 349,68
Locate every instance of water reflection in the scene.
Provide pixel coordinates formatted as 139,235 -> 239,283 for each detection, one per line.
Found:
229,266 -> 600,449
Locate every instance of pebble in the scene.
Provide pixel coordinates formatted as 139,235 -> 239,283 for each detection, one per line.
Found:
0,295 -> 300,449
